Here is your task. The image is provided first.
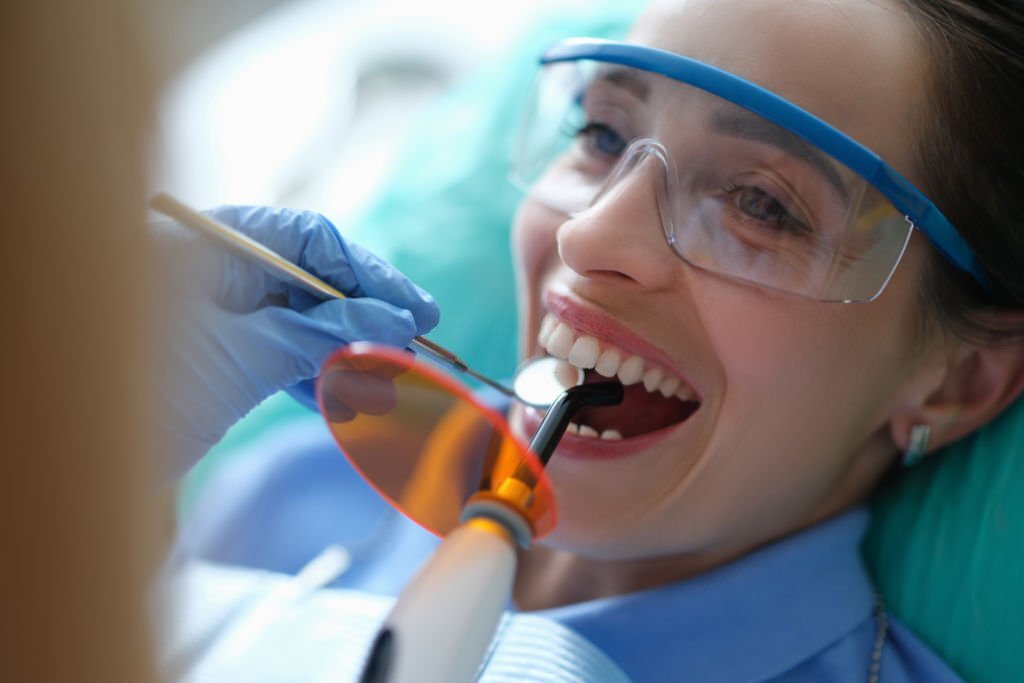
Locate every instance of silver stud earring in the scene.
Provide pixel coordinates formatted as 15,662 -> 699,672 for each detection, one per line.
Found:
901,424 -> 931,467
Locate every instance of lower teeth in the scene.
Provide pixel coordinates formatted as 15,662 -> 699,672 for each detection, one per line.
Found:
568,422 -> 623,441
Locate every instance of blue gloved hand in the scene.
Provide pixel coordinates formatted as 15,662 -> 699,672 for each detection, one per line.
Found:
155,205 -> 439,475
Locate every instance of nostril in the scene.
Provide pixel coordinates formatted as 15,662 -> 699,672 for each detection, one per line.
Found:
586,269 -> 640,285
558,218 -> 676,290
556,182 -> 679,292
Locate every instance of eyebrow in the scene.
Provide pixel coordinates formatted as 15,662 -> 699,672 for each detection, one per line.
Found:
595,66 -> 651,101
710,106 -> 849,201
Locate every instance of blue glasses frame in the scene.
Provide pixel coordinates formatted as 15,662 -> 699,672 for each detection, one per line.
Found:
540,38 -> 990,292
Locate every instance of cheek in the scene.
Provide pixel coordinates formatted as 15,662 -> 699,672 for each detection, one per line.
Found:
690,283 -> 914,497
708,296 -> 882,425
703,248 -> 925,413
698,286 -> 918,513
513,199 -> 560,282
513,199 -> 564,344
625,289 -> 916,552
710,299 -> 844,389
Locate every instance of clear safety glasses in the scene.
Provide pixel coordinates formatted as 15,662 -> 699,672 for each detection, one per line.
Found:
511,39 -> 988,303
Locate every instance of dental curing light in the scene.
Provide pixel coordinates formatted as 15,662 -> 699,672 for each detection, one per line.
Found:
358,380 -> 624,683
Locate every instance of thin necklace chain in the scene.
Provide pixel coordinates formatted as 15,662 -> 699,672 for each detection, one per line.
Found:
869,592 -> 889,683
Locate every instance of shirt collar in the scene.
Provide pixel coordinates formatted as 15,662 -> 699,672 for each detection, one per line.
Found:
532,507 -> 875,682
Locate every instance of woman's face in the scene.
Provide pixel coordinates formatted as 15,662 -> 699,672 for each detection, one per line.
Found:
510,0 -> 942,562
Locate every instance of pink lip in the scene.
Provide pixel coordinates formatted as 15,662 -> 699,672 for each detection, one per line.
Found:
518,405 -> 692,461
542,289 -> 701,399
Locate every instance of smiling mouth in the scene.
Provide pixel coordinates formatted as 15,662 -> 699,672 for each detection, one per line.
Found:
537,314 -> 702,440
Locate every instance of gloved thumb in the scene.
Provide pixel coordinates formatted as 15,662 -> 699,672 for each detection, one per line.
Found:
283,297 -> 419,411
303,297 -> 419,349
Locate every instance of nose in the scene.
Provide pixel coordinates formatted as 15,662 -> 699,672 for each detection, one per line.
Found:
556,153 -> 680,291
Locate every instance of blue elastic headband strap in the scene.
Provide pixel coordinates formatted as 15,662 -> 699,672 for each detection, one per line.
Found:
541,39 -> 990,291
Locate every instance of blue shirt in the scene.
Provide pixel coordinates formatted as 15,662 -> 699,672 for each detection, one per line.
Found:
180,418 -> 963,682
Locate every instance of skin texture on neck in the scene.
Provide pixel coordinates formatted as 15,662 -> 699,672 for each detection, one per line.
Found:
514,535 -> 753,610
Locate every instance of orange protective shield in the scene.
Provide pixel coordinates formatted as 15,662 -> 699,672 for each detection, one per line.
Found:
317,343 -> 556,539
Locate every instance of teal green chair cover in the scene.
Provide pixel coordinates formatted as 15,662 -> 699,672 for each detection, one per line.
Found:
185,7 -> 1024,680
864,397 -> 1024,681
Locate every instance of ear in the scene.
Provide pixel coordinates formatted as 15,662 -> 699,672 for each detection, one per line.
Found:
890,335 -> 1024,455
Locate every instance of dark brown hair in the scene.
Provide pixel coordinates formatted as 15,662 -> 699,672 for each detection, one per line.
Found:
900,0 -> 1024,343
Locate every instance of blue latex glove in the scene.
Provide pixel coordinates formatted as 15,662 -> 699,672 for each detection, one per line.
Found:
155,205 -> 439,475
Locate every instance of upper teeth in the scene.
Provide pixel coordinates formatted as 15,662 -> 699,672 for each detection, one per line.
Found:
538,315 -> 697,402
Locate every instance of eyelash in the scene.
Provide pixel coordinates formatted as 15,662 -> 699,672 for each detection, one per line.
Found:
574,121 -> 629,158
722,182 -> 811,235
568,114 -> 814,237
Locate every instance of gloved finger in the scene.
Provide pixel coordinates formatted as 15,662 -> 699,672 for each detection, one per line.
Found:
319,387 -> 358,423
335,240 -> 440,336
151,213 -> 287,311
205,205 -> 440,335
285,297 -> 420,413
244,298 -> 419,393
316,348 -> 417,422
150,218 -> 232,301
273,209 -> 439,335
301,297 -> 419,349
202,205 -> 364,302
287,355 -> 409,412
319,364 -> 399,420
199,205 -> 331,310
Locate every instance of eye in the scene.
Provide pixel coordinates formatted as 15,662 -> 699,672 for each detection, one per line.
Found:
576,122 -> 628,158
726,184 -> 810,235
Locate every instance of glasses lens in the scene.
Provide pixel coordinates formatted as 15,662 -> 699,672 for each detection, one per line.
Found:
317,343 -> 556,539
511,59 -> 913,302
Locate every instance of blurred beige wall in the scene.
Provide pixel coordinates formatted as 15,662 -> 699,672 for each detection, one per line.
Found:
1,1 -> 160,681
